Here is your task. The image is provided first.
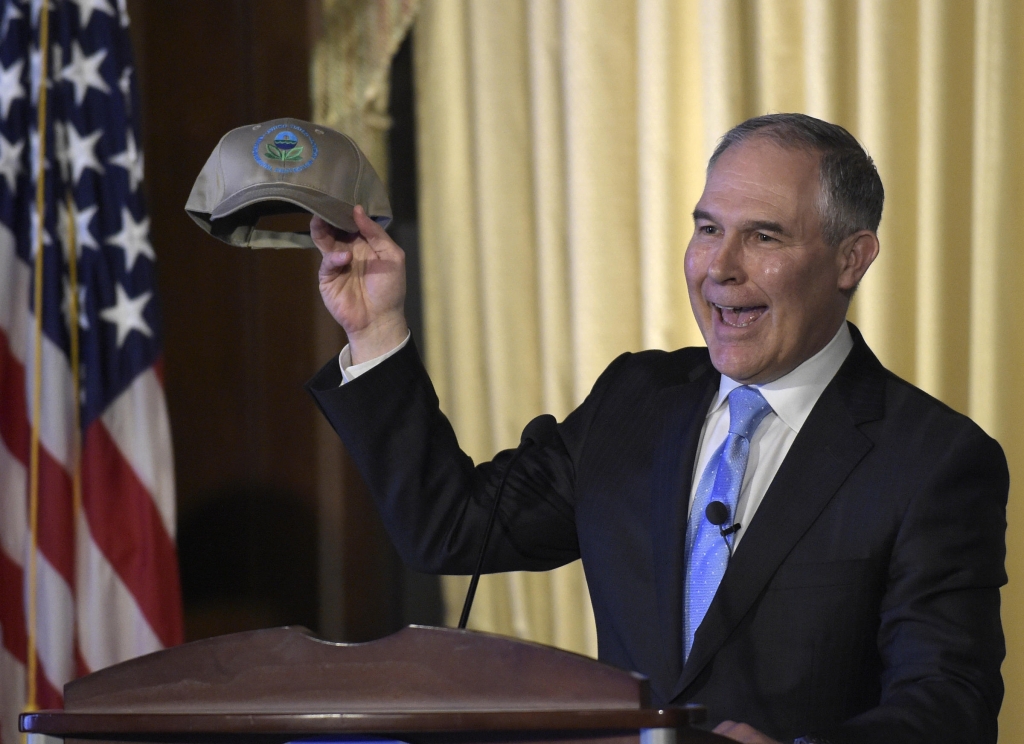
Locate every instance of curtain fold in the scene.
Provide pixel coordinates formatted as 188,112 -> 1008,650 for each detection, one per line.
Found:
413,1 -> 1023,737
968,23 -> 1024,744
312,0 -> 420,172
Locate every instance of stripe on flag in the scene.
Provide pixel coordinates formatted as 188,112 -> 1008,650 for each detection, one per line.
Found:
75,513 -> 162,673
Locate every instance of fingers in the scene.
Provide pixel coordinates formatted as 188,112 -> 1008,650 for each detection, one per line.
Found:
352,205 -> 405,260
352,204 -> 389,241
311,215 -> 345,257
318,248 -> 353,282
311,208 -> 399,260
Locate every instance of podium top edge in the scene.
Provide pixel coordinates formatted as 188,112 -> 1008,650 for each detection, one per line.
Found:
21,707 -> 707,735
63,627 -> 653,713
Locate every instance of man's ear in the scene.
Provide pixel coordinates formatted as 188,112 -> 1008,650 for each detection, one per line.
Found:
837,230 -> 880,293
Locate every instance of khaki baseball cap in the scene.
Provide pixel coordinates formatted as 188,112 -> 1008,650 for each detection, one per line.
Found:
185,117 -> 392,249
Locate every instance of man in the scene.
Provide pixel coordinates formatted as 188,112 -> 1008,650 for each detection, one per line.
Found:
306,114 -> 1008,744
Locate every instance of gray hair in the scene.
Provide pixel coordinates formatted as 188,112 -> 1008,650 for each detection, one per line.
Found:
708,113 -> 884,247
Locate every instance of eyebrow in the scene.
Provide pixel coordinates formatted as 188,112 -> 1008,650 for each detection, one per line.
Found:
745,219 -> 789,236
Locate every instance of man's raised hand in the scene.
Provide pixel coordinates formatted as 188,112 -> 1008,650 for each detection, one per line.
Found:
312,205 -> 409,364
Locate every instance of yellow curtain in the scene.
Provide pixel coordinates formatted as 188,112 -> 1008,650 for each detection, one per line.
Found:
413,0 -> 1024,738
312,0 -> 420,172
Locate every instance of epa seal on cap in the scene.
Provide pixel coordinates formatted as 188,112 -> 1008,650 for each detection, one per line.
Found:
252,124 -> 319,173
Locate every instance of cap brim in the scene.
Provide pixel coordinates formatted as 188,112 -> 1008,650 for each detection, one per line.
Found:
211,182 -> 391,233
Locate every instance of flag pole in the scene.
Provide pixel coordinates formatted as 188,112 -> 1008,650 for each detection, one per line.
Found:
25,0 -> 52,726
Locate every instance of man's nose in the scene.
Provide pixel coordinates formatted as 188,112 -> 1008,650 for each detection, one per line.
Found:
706,231 -> 745,284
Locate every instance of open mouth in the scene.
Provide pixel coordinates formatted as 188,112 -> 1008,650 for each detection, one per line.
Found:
712,303 -> 767,328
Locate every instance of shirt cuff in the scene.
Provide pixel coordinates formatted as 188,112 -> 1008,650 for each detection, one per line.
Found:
338,331 -> 412,384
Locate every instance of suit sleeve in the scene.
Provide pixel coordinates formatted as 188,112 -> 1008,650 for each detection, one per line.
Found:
305,338 -> 626,575
824,424 -> 1008,744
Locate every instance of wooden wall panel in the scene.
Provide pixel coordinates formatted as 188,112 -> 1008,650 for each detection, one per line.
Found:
130,0 -> 321,641
128,0 -> 441,643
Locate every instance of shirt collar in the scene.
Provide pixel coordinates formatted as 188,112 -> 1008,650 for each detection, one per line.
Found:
711,322 -> 854,433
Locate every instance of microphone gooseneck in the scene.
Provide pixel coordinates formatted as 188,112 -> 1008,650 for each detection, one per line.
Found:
457,446 -> 528,629
458,415 -> 558,630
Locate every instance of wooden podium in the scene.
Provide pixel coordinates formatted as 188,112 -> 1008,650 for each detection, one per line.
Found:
21,625 -> 726,744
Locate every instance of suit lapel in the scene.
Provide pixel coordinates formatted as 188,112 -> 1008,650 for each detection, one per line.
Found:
671,328 -> 886,700
649,357 -> 718,694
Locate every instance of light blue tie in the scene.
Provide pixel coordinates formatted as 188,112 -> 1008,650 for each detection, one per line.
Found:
683,386 -> 773,661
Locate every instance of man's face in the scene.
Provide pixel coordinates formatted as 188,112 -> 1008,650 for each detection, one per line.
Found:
684,138 -> 854,384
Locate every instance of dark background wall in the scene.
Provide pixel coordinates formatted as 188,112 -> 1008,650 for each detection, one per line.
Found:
126,0 -> 440,643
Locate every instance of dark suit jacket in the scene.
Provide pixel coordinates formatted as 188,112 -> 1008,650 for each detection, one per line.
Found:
307,326 -> 1008,744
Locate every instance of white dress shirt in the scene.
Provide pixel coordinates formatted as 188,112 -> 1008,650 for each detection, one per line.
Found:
688,322 -> 853,549
339,323 -> 854,551
338,331 -> 411,383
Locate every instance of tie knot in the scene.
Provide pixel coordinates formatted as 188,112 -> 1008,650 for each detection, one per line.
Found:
727,386 -> 773,439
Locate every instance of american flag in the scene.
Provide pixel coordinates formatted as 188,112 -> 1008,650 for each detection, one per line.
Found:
0,1 -> 182,740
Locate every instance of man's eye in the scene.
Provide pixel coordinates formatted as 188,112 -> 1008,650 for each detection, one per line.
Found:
756,232 -> 774,242
700,225 -> 717,235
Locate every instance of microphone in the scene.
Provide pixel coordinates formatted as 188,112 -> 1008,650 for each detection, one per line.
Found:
705,500 -> 741,556
458,414 -> 560,629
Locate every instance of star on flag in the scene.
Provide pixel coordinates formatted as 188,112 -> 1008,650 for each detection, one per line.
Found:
30,0 -> 50,29
29,44 -> 61,105
0,58 -> 25,120
0,133 -> 23,191
118,66 -> 132,112
0,1 -> 22,43
99,282 -> 152,347
29,128 -> 48,180
69,0 -> 116,28
62,276 -> 89,331
59,41 -> 110,105
58,200 -> 100,257
106,206 -> 153,271
30,207 -> 52,257
66,122 -> 104,183
108,130 -> 142,192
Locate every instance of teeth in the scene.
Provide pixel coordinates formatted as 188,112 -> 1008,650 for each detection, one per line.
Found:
713,302 -> 765,328
713,303 -> 757,312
